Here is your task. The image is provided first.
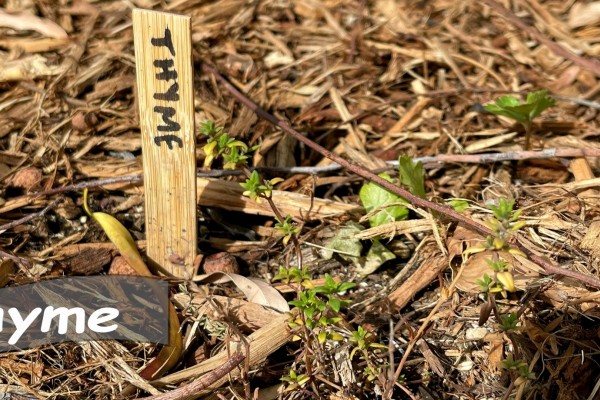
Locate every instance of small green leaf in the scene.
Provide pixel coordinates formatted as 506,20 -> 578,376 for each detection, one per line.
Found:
329,297 -> 341,313
526,89 -> 556,120
398,155 -> 426,199
359,173 -> 408,227
484,103 -> 529,125
495,95 -> 521,108
448,199 -> 469,212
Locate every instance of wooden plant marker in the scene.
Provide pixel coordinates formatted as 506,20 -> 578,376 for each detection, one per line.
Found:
132,9 -> 196,279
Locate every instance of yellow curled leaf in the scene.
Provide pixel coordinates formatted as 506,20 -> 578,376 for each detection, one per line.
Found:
83,189 -> 181,379
462,244 -> 486,258
496,271 -> 516,292
511,221 -> 526,231
84,188 -> 149,276
91,212 -> 151,277
203,141 -> 217,157
318,331 -> 327,344
493,237 -> 505,250
508,248 -> 527,257
139,303 -> 183,380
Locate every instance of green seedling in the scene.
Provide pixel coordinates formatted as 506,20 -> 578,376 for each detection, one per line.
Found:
359,156 -> 426,228
499,355 -> 535,386
397,155 -> 426,199
275,215 -> 300,245
484,89 -> 555,149
240,170 -> 283,203
467,198 -> 525,329
498,312 -> 519,332
464,198 -> 525,259
312,273 -> 356,312
281,369 -> 310,391
272,266 -> 313,288
360,172 -> 409,227
286,274 -> 354,340
350,326 -> 387,360
476,273 -> 495,294
199,120 -> 258,169
447,199 -> 469,212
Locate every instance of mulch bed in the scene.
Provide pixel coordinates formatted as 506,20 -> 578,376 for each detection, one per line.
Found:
2,0 -> 600,399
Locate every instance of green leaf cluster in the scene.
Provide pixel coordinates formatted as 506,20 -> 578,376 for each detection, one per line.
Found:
359,156 -> 426,228
484,89 -> 555,126
499,355 -> 535,384
272,266 -> 312,288
274,215 -> 300,245
286,273 -> 355,343
320,223 -> 396,276
199,120 -> 255,169
240,170 -> 283,203
281,369 -> 310,391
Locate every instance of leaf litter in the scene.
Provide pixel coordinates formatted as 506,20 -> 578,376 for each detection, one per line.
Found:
1,0 -> 600,399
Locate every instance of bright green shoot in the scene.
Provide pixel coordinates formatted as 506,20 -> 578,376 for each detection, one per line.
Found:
484,89 -> 555,149
498,312 -> 519,332
240,170 -> 283,203
272,266 -> 313,289
199,120 -> 252,169
349,326 -> 387,360
275,215 -> 300,245
499,355 -> 535,386
281,369 -> 310,391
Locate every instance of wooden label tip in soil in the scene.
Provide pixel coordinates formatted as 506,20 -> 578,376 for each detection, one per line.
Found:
132,9 -> 197,278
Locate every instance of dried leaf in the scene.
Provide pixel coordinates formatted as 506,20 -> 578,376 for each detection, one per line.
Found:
0,9 -> 68,38
0,54 -> 67,82
568,2 -> 600,28
194,272 -> 290,313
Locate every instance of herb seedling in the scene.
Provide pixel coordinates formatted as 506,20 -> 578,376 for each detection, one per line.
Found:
199,120 -> 253,169
499,354 -> 535,386
281,369 -> 310,392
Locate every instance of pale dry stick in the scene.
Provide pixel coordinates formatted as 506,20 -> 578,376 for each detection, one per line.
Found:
139,352 -> 245,400
197,148 -> 600,176
480,0 -> 600,78
23,149 -> 600,195
552,95 -> 600,110
201,63 -> 600,289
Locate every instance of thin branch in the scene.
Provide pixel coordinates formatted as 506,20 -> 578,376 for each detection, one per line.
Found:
552,95 -> 600,110
196,148 -> 600,177
201,62 -> 600,289
30,176 -> 142,197
15,148 -> 600,196
0,197 -> 63,233
0,249 -> 31,269
139,352 -> 245,400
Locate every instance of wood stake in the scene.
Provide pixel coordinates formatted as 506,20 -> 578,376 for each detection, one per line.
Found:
132,9 -> 196,278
